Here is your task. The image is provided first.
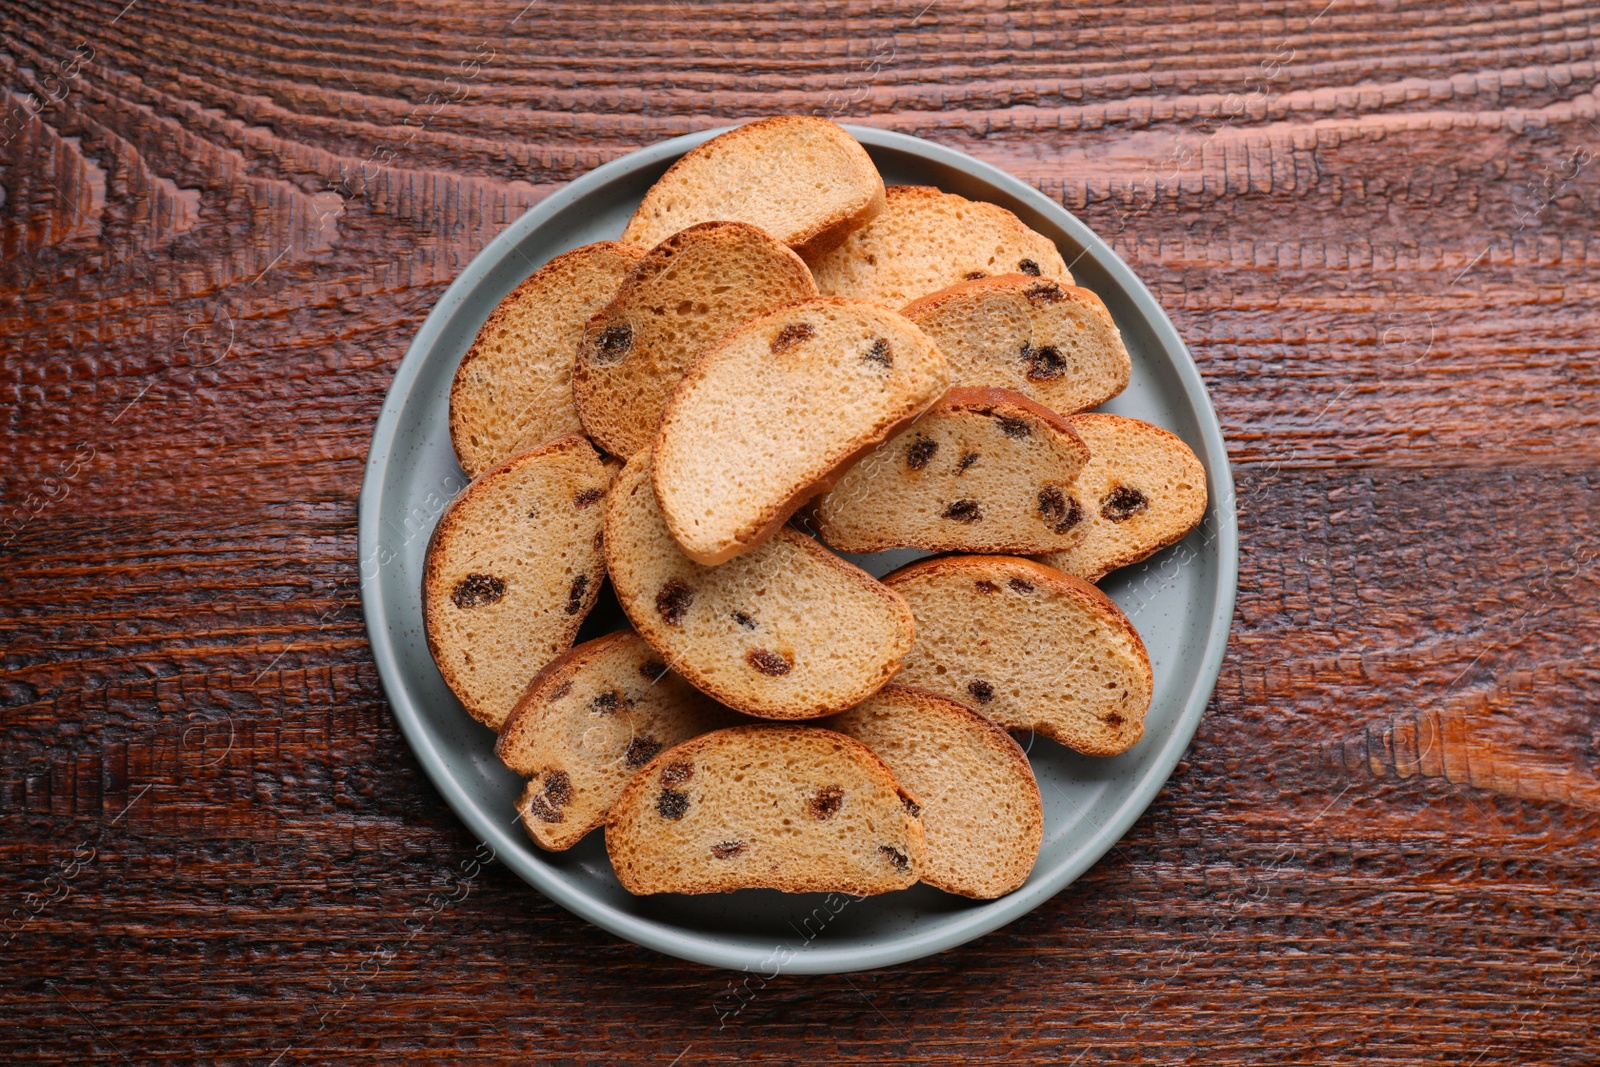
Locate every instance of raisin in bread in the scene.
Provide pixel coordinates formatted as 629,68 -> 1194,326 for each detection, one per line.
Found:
423,435 -> 613,729
882,556 -> 1152,757
902,274 -> 1130,415
572,221 -> 817,458
450,242 -> 643,478
620,116 -> 885,260
1034,413 -> 1208,583
809,186 -> 1072,307
496,629 -> 742,850
604,449 -> 914,720
605,725 -> 925,895
825,685 -> 1042,899
652,298 -> 949,565
805,387 -> 1092,554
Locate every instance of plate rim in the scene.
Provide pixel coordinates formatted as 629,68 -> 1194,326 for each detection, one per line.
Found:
358,123 -> 1239,974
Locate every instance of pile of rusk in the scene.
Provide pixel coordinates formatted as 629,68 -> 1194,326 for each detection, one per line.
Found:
427,117 -> 1206,899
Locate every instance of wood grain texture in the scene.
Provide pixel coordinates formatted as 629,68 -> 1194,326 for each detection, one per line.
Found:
3,0 -> 1598,1062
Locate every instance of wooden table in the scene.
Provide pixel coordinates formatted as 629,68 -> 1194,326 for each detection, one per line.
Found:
3,1 -> 1597,1062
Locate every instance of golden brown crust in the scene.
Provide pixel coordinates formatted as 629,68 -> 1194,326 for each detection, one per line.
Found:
824,684 -> 1042,898
1041,413 -> 1209,582
494,628 -> 637,773
900,272 -> 1112,324
806,386 -> 1091,555
881,555 -> 1151,756
885,554 -> 1150,671
572,222 -> 817,459
650,297 -> 948,565
449,242 -> 643,478
603,451 -> 916,720
421,435 -> 611,729
605,724 -> 924,895
620,116 -> 884,257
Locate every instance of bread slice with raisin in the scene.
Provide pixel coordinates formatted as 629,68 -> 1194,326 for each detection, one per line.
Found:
572,221 -> 817,458
423,435 -> 614,730
605,725 -> 925,895
1035,413 -> 1208,583
620,116 -> 885,260
902,274 -> 1130,416
825,685 -> 1042,899
605,449 -> 914,720
450,242 -> 644,478
809,185 -> 1072,307
882,556 -> 1152,757
652,298 -> 949,565
805,387 -> 1091,554
495,629 -> 742,850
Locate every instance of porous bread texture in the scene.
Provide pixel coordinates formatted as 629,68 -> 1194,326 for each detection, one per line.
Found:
604,450 -> 915,720
902,274 -> 1131,416
1035,413 -> 1208,583
422,435 -> 614,730
496,629 -> 741,850
883,556 -> 1152,757
605,724 -> 925,895
807,386 -> 1092,554
652,298 -> 950,565
620,116 -> 886,260
809,185 -> 1072,307
572,221 -> 818,458
450,242 -> 643,478
825,685 -> 1042,899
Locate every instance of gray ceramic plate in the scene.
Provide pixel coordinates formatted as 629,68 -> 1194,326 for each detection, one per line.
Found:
358,125 -> 1238,974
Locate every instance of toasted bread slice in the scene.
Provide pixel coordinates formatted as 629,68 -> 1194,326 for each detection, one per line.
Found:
652,298 -> 949,565
450,242 -> 644,478
806,387 -> 1091,554
422,436 -> 614,730
496,629 -> 741,850
810,185 -> 1072,307
620,116 -> 885,260
572,222 -> 817,458
882,556 -> 1152,756
604,450 -> 914,720
902,275 -> 1130,415
605,725 -> 925,895
1035,414 -> 1208,583
825,685 -> 1042,899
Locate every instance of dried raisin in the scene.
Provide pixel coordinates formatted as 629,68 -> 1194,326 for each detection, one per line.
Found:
745,648 -> 792,676
809,784 -> 844,820
591,323 -> 634,362
941,499 -> 983,523
451,573 -> 505,609
1100,486 -> 1149,522
655,579 -> 694,625
770,322 -> 814,353
565,573 -> 589,615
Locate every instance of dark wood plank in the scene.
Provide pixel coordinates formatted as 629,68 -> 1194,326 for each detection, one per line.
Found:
3,0 -> 1598,1062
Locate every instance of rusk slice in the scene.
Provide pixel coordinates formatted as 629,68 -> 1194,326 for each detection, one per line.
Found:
496,629 -> 740,850
809,185 -> 1072,307
825,685 -> 1042,899
620,116 -> 885,260
604,450 -> 914,720
572,221 -> 817,458
605,725 -> 925,895
450,242 -> 643,478
423,436 -> 614,730
882,556 -> 1152,757
652,298 -> 949,565
1035,414 -> 1208,583
807,387 -> 1092,554
902,274 -> 1131,415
